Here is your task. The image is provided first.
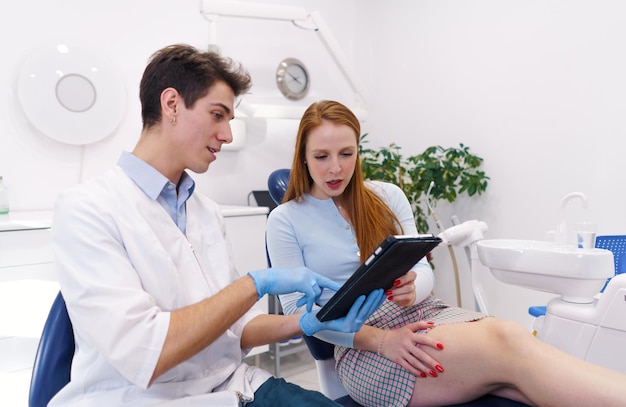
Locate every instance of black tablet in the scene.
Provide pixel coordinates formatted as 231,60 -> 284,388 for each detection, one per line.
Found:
316,234 -> 442,322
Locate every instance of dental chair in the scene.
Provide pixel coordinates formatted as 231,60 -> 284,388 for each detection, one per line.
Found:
267,169 -> 530,407
528,234 -> 626,319
28,291 -> 74,407
522,235 -> 626,372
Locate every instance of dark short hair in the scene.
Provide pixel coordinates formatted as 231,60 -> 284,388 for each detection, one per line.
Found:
139,44 -> 252,129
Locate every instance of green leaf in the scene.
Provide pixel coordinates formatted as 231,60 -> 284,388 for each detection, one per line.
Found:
359,137 -> 490,234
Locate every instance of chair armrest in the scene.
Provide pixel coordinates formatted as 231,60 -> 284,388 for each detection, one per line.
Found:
302,335 -> 335,360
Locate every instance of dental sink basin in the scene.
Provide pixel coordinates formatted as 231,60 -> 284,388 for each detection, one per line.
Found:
477,239 -> 614,303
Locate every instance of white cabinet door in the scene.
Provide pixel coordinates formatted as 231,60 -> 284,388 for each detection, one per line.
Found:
220,205 -> 270,357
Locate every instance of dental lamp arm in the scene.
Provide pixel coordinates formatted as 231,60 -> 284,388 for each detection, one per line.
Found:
199,1 -> 369,118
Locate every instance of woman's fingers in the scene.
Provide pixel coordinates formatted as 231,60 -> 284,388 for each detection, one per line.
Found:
398,354 -> 431,377
386,283 -> 416,305
404,320 -> 435,334
387,271 -> 417,306
409,342 -> 444,377
381,325 -> 444,378
382,321 -> 443,377
396,338 -> 444,378
395,271 -> 417,286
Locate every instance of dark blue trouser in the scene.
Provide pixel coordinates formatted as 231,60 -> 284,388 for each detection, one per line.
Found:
248,377 -> 341,406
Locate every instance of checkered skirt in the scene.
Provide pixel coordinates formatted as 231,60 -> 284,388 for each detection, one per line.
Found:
334,296 -> 487,407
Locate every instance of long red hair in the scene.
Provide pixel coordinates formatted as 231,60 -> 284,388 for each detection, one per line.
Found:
283,100 -> 403,264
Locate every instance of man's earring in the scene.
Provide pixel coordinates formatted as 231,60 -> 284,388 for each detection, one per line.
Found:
170,116 -> 176,125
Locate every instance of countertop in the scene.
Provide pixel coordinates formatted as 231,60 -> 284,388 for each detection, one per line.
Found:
0,205 -> 269,232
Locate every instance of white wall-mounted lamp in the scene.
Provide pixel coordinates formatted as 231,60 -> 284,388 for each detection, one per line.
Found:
222,118 -> 247,151
16,43 -> 126,145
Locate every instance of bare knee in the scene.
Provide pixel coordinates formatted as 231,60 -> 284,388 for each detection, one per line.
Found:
482,318 -> 533,350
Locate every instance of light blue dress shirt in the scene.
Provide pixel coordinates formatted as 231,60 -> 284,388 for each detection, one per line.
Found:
118,151 -> 195,234
266,181 -> 434,347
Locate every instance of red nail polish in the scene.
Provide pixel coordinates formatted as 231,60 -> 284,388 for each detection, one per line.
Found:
420,372 -> 427,378
435,364 -> 444,373
393,280 -> 402,286
427,321 -> 435,325
429,370 -> 438,377
387,296 -> 393,301
436,343 -> 444,350
385,290 -> 393,296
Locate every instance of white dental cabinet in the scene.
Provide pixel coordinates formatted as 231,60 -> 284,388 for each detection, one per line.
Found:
0,205 -> 270,406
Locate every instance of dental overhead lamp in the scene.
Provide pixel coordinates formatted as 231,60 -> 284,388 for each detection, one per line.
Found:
199,0 -> 369,120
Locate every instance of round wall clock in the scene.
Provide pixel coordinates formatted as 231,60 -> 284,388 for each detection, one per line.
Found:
275,58 -> 310,101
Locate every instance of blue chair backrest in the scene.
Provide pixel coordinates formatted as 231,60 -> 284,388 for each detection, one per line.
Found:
266,169 -> 291,268
267,169 -> 291,205
29,291 -> 75,407
594,235 -> 626,291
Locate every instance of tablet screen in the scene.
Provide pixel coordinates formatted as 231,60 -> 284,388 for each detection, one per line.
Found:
316,234 -> 441,322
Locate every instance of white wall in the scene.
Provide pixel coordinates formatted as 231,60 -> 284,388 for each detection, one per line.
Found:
358,0 -> 626,326
1,0 -> 358,211
2,0 -> 209,210
3,0 -> 624,327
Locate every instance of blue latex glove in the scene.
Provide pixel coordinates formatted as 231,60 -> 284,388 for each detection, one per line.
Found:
299,289 -> 385,336
248,267 -> 342,312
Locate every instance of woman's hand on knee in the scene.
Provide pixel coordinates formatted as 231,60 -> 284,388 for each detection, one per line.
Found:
380,322 -> 444,378
386,271 -> 416,306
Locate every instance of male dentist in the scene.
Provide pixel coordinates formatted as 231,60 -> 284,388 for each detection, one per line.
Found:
50,44 -> 383,406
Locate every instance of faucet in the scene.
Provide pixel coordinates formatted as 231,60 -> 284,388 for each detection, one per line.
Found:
555,192 -> 588,245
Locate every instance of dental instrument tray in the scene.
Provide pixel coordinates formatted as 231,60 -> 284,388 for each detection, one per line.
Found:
316,234 -> 442,322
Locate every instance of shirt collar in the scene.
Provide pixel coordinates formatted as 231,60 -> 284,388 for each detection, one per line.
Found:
117,151 -> 195,200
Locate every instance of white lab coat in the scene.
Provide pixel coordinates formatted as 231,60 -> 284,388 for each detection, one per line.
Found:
50,166 -> 271,406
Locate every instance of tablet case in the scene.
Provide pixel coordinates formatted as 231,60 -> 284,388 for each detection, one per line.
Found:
316,234 -> 442,322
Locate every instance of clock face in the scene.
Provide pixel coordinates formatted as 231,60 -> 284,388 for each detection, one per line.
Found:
276,58 -> 310,100
285,64 -> 308,93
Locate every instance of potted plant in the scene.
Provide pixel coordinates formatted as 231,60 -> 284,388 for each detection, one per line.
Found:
359,134 -> 490,234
